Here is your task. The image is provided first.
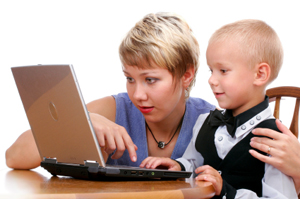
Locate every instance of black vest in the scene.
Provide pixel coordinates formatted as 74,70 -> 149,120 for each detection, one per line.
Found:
196,116 -> 280,198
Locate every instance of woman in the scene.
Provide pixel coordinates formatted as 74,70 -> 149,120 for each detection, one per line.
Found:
5,12 -> 215,169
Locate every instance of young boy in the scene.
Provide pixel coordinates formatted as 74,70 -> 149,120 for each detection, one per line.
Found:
140,19 -> 298,198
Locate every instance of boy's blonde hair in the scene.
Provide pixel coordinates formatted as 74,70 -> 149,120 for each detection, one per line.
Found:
208,19 -> 283,83
119,12 -> 200,97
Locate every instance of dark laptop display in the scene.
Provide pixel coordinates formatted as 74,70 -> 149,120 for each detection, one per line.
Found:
11,64 -> 192,180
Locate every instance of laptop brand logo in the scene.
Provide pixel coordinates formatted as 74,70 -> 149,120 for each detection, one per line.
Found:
49,101 -> 58,121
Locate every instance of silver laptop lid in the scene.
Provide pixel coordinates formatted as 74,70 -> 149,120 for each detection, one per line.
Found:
11,64 -> 105,167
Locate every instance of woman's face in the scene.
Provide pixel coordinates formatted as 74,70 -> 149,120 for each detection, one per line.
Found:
123,63 -> 186,123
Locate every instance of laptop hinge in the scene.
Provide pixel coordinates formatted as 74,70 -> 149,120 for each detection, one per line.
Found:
43,157 -> 57,164
84,160 -> 99,167
84,160 -> 99,173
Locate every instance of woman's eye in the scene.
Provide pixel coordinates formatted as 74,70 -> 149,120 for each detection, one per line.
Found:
146,78 -> 157,84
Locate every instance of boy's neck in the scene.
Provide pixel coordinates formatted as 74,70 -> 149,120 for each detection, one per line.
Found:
232,93 -> 266,117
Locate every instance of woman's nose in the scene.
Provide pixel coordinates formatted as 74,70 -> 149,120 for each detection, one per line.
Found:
133,83 -> 147,101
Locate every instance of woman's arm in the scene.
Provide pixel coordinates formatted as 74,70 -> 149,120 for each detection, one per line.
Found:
6,96 -> 137,169
5,129 -> 41,169
249,119 -> 300,195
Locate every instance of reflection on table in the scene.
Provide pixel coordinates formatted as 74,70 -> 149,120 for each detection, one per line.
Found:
0,167 -> 215,198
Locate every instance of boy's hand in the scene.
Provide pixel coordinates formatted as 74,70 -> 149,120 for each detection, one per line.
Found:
195,165 -> 223,196
139,157 -> 181,171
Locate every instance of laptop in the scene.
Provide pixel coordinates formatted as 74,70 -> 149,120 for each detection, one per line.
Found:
11,64 -> 192,180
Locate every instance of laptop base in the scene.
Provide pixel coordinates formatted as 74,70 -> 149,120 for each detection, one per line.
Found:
41,161 -> 191,181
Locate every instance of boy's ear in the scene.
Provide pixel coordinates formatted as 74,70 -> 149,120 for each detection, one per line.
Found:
254,62 -> 271,86
182,64 -> 195,88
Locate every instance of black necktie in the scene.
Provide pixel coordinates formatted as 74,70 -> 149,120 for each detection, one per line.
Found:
207,109 -> 236,137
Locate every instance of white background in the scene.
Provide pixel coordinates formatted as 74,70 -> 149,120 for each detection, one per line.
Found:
0,0 -> 299,168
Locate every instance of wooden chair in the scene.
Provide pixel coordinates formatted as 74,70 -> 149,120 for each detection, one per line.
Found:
266,86 -> 300,138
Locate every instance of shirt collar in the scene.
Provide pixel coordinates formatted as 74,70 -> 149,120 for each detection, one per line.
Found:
225,96 -> 273,138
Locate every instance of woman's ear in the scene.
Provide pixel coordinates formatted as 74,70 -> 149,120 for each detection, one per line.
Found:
254,62 -> 271,86
182,64 -> 195,88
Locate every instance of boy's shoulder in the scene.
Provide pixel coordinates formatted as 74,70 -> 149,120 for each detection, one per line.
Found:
255,118 -> 281,133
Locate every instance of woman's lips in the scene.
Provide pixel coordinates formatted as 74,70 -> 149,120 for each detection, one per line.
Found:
139,106 -> 154,114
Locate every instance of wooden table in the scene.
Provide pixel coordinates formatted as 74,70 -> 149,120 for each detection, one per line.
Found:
0,167 -> 215,199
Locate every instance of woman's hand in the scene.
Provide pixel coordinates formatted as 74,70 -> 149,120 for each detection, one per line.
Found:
89,113 -> 137,162
249,119 -> 300,194
195,165 -> 223,196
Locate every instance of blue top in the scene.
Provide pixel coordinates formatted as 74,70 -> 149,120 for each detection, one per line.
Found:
106,92 -> 215,166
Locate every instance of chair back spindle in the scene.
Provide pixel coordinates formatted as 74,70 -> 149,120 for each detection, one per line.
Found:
266,86 -> 300,138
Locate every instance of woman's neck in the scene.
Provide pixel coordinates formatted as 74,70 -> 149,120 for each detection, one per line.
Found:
146,105 -> 186,140
146,105 -> 185,157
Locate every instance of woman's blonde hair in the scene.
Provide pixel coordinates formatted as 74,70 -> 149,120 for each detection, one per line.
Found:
208,19 -> 283,83
119,12 -> 200,97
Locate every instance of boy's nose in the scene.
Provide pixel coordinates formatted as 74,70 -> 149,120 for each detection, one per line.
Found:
208,75 -> 218,87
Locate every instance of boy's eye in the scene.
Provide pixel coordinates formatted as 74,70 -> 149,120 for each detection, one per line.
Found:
220,69 -> 227,73
126,77 -> 134,83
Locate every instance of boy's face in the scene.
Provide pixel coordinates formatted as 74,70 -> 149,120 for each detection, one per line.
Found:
206,40 -> 259,116
123,62 -> 186,123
